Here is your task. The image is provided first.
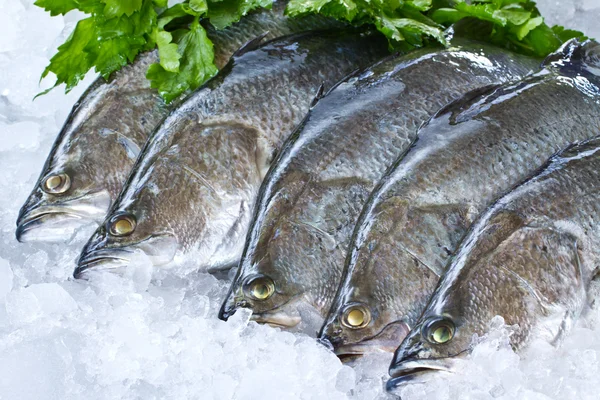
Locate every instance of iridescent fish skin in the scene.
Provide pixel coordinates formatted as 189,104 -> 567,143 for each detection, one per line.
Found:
16,1 -> 337,243
328,39 -> 600,357
388,135 -> 600,392
219,40 -> 539,334
75,30 -> 388,277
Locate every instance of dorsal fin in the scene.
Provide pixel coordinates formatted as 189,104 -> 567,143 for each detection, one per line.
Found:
312,64 -> 375,109
556,136 -> 600,160
232,31 -> 270,58
430,83 -> 503,125
543,39 -> 600,72
310,84 -> 325,109
326,68 -> 358,96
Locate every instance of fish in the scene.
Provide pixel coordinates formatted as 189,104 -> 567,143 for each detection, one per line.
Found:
322,39 -> 600,358
15,1 -> 338,243
387,135 -> 600,392
74,29 -> 388,278
218,40 -> 540,334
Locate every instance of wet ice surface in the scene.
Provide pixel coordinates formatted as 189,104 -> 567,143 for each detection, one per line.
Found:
1,1 -> 600,399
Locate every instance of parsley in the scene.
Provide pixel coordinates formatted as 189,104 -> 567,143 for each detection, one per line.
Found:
36,0 -> 588,102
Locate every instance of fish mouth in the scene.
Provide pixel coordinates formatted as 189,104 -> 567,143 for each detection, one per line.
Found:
334,342 -> 394,359
16,191 -> 110,243
74,248 -> 134,279
333,321 -> 411,359
250,310 -> 302,328
74,234 -> 178,279
386,358 -> 456,391
16,210 -> 90,243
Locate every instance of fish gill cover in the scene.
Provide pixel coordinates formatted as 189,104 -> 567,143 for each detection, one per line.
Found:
35,0 -> 587,103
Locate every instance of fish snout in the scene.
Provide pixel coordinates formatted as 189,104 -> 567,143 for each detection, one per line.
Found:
15,190 -> 111,243
15,209 -> 35,242
75,238 -> 132,279
16,192 -> 48,242
316,336 -> 335,352
386,357 -> 457,392
218,296 -> 248,321
16,195 -> 41,229
319,319 -> 345,345
390,333 -> 425,371
334,320 -> 412,359
387,332 -> 445,391
16,204 -> 84,243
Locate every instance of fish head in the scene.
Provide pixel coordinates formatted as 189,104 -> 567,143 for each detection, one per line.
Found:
219,215 -> 339,333
319,291 -> 414,361
16,102 -> 144,243
386,311 -> 468,391
16,149 -> 114,243
387,209 -> 541,392
74,195 -> 179,278
320,299 -> 411,362
219,249 -> 316,330
74,162 -> 182,278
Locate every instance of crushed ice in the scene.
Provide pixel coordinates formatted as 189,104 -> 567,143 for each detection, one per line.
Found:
1,1 -> 600,399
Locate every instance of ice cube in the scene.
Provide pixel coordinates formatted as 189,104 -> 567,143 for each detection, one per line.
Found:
28,282 -> 78,315
0,258 -> 13,301
0,121 -> 42,152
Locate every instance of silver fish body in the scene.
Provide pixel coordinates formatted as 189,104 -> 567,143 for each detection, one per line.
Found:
387,135 -> 600,392
75,29 -> 388,277
16,2 -> 337,243
328,39 -> 600,358
219,40 -> 539,335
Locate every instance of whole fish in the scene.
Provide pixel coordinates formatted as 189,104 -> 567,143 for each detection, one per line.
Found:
321,39 -> 600,358
387,136 -> 600,391
74,30 -> 388,277
218,41 -> 539,334
15,1 -> 337,242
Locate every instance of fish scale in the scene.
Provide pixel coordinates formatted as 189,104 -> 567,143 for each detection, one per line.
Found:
327,39 -> 600,360
220,40 -> 539,335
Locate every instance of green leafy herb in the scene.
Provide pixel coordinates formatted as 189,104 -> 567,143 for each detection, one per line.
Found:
36,0 -> 589,102
287,0 -> 587,57
37,0 -> 272,102
40,17 -> 96,93
147,18 -> 218,103
145,0 -> 270,102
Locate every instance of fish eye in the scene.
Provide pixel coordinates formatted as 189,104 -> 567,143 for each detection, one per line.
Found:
108,213 -> 136,237
42,173 -> 71,194
341,304 -> 371,329
243,275 -> 275,301
423,317 -> 455,345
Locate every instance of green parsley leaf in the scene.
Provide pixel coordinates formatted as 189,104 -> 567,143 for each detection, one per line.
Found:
147,19 -> 218,102
208,0 -> 272,29
407,0 -> 431,12
190,0 -> 208,14
36,0 -> 591,102
102,0 -> 143,18
514,15 -> 543,40
153,28 -> 181,72
157,4 -> 192,28
552,25 -> 588,42
34,0 -> 80,16
41,17 -> 95,92
85,0 -> 157,78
